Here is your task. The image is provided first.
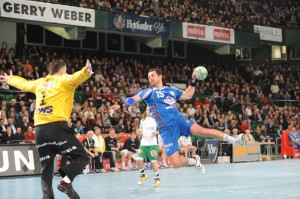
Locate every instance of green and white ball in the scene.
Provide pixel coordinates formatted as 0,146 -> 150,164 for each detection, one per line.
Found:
194,66 -> 208,80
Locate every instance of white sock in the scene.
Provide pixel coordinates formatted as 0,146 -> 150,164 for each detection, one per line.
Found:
187,158 -> 197,166
122,161 -> 125,168
154,171 -> 159,177
128,161 -> 132,168
63,176 -> 71,183
223,134 -> 235,142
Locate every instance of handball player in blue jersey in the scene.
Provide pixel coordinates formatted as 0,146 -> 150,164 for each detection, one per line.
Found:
110,68 -> 243,174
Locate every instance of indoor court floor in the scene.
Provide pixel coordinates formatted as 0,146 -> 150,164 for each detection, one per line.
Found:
1,159 -> 300,199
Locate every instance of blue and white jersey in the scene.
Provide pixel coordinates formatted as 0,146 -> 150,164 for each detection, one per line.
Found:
137,86 -> 183,127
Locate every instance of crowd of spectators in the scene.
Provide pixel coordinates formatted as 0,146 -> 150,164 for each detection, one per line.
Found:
36,0 -> 300,30
0,44 -> 300,145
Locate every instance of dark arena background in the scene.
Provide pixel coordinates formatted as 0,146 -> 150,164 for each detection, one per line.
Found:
1,0 -> 300,198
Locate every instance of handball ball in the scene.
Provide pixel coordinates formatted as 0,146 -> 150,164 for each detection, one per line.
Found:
194,66 -> 208,80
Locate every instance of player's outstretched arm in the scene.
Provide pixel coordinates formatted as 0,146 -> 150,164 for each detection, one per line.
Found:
0,70 -> 12,85
67,59 -> 93,89
180,69 -> 197,100
1,70 -> 41,93
110,95 -> 141,110
84,59 -> 94,75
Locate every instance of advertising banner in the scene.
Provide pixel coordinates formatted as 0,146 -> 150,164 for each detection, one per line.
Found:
182,22 -> 235,44
232,143 -> 261,162
254,25 -> 282,42
108,12 -> 170,36
205,140 -> 220,161
0,0 -> 95,27
0,144 -> 42,177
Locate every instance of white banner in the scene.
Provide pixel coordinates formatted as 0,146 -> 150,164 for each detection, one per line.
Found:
182,22 -> 235,44
0,0 -> 95,27
254,25 -> 282,42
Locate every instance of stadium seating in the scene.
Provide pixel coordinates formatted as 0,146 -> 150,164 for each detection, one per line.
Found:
281,131 -> 300,159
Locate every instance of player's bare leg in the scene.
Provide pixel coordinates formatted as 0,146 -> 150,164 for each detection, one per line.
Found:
190,124 -> 244,145
168,151 -> 205,175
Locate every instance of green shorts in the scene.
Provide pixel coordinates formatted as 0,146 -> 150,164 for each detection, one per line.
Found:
137,145 -> 158,162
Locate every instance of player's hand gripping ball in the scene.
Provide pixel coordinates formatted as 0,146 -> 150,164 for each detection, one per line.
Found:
194,66 -> 208,80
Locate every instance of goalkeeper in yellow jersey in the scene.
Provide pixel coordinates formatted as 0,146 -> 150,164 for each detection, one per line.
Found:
0,59 -> 93,199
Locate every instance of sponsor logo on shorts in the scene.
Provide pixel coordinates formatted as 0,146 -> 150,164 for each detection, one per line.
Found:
39,155 -> 50,162
61,146 -> 77,154
150,150 -> 157,156
163,142 -> 173,152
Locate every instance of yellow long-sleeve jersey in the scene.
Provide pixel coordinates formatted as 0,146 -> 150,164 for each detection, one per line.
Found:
8,68 -> 91,126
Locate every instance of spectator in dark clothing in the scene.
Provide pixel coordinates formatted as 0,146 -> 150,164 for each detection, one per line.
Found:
103,128 -> 120,172
0,118 -> 6,142
115,119 -> 126,133
120,131 -> 140,170
82,130 -> 101,173
12,127 -> 25,143
2,126 -> 14,143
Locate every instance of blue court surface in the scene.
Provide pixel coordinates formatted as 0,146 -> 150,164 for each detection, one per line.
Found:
1,159 -> 300,199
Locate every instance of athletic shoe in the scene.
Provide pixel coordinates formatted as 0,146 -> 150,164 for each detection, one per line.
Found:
233,134 -> 245,145
160,164 -> 169,169
162,163 -> 169,168
95,169 -> 100,173
110,167 -> 120,172
122,166 -> 129,171
138,174 -> 148,185
193,155 -> 205,175
100,169 -> 107,173
57,180 -> 80,199
153,178 -> 160,187
129,166 -> 134,170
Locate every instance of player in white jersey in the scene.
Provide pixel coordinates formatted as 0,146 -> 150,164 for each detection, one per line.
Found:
136,107 -> 160,187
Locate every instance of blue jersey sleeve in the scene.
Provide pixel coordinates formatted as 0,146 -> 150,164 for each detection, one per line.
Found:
173,87 -> 184,100
137,88 -> 153,101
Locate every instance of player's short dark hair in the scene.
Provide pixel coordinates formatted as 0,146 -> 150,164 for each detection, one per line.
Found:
48,59 -> 66,75
148,68 -> 162,76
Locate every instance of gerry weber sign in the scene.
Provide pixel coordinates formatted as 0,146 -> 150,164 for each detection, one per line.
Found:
108,13 -> 170,36
0,0 -> 95,27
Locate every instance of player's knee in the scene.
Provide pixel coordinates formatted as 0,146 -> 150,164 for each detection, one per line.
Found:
170,160 -> 181,169
172,163 -> 181,169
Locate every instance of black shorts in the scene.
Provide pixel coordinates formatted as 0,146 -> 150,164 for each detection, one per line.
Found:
35,121 -> 87,172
